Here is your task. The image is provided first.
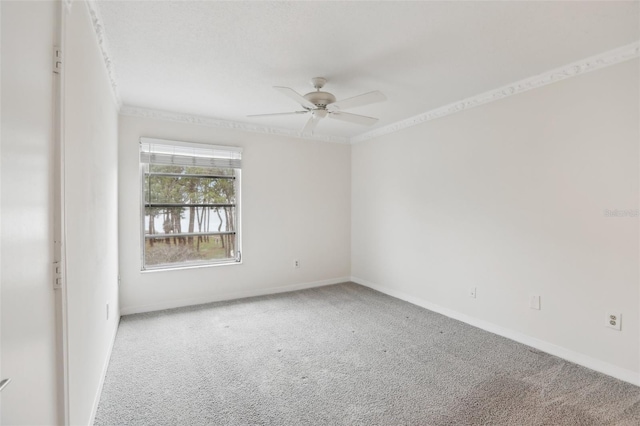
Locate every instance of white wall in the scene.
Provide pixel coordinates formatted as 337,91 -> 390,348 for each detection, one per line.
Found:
352,59 -> 639,382
0,1 -> 59,424
119,115 -> 351,314
64,2 -> 120,425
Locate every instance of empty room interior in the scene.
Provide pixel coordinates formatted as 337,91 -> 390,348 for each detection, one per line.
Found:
2,0 -> 640,425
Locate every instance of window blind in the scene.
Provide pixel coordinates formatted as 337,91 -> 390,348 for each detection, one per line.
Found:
140,138 -> 242,169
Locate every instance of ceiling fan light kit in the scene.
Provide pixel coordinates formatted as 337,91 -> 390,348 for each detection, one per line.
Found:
248,77 -> 386,135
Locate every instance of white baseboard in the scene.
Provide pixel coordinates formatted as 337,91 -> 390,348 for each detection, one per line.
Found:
351,276 -> 640,387
120,276 -> 351,316
88,313 -> 121,425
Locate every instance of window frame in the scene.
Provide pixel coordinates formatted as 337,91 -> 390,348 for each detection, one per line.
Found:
139,137 -> 242,271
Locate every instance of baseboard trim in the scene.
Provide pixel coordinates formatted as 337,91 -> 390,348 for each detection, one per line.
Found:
351,276 -> 640,387
120,276 -> 351,315
88,313 -> 121,425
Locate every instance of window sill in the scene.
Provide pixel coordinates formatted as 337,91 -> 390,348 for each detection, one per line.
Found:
141,260 -> 243,273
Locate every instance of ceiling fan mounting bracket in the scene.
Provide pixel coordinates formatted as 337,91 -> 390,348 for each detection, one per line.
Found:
311,77 -> 327,90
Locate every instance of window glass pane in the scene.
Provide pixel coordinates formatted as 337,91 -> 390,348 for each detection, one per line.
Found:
144,234 -> 237,267
144,166 -> 236,205
144,206 -> 236,235
144,204 -> 237,268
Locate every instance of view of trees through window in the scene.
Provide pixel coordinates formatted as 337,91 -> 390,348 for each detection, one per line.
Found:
143,164 -> 238,268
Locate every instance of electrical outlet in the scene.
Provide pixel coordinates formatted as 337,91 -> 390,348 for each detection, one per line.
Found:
293,259 -> 300,269
529,295 -> 541,310
605,313 -> 621,331
468,287 -> 476,298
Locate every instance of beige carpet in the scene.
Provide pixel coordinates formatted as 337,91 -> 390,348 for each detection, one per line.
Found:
95,283 -> 640,425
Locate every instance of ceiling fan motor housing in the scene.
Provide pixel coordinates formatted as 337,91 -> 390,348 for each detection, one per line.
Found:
303,91 -> 336,109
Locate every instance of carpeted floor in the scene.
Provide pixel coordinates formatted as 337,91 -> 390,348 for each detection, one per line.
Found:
94,282 -> 640,425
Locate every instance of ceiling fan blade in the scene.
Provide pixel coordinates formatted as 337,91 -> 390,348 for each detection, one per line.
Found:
328,90 -> 386,111
302,114 -> 321,134
274,86 -> 316,110
328,111 -> 378,126
247,111 -> 308,118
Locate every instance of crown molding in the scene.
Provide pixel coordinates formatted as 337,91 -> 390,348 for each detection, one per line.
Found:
85,0 -> 121,107
119,106 -> 351,144
351,41 -> 640,144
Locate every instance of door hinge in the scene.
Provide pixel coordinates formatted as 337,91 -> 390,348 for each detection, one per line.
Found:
53,261 -> 63,289
53,46 -> 63,74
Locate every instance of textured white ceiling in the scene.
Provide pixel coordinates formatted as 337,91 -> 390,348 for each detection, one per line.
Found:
95,1 -> 639,139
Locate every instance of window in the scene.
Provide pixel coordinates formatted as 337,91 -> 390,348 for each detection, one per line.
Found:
140,138 -> 242,270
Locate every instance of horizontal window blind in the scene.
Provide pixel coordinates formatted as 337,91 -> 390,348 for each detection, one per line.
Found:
140,137 -> 242,169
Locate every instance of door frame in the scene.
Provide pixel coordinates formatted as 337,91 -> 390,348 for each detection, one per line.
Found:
53,1 -> 70,424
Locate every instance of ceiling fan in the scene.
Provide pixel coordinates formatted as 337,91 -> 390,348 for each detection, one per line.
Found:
248,77 -> 386,134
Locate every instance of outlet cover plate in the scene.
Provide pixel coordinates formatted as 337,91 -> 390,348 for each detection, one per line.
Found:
605,313 -> 621,330
529,295 -> 541,310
